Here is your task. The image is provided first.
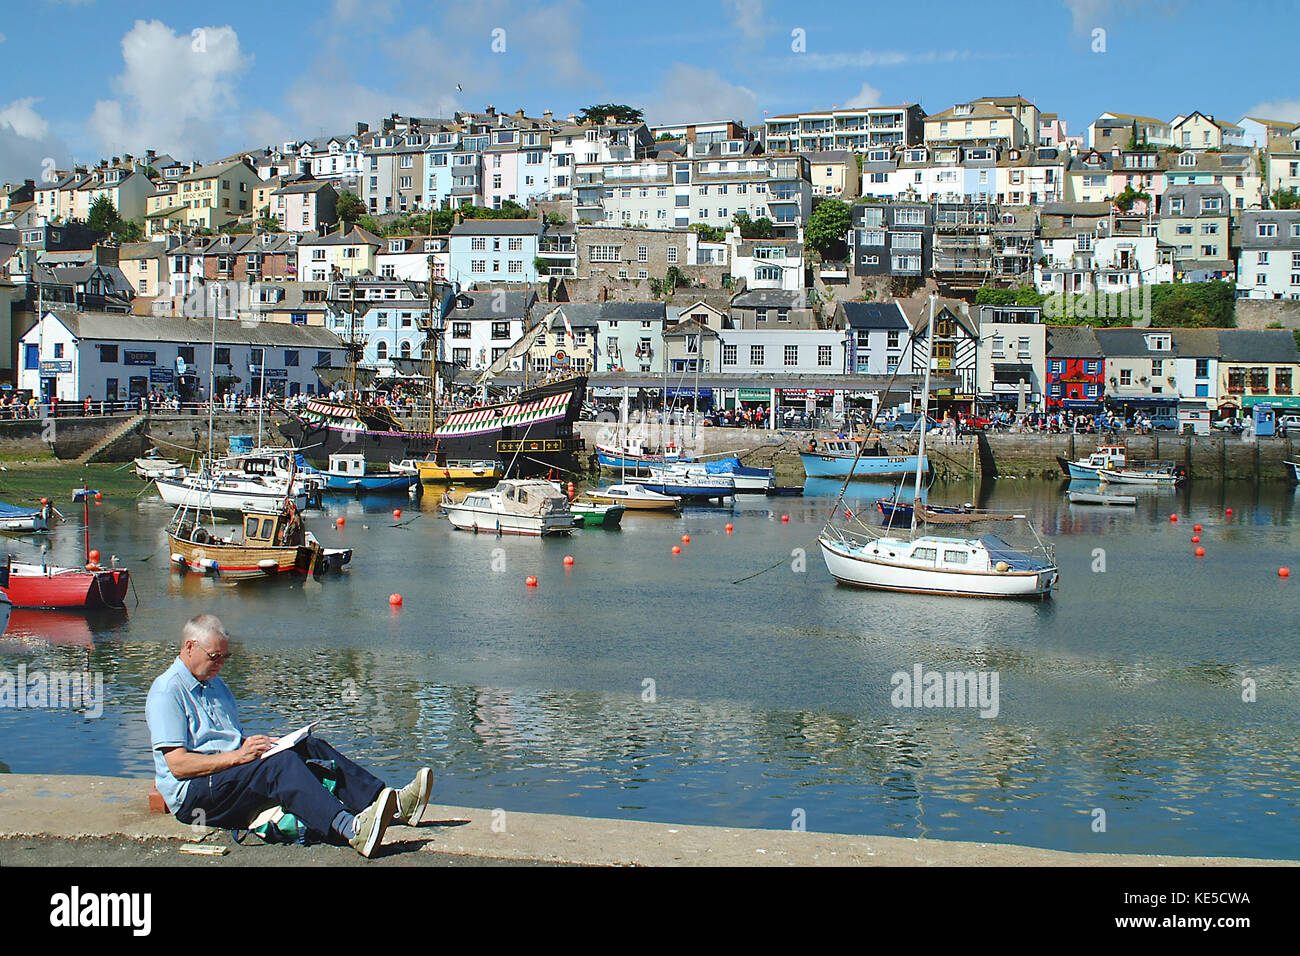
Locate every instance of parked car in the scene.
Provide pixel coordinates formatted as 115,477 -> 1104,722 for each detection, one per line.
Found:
959,413 -> 996,432
1211,416 -> 1246,435
882,413 -> 940,432
1148,411 -> 1178,430
1278,414 -> 1300,436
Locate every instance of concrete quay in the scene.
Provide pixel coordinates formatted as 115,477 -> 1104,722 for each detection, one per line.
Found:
0,774 -> 1289,866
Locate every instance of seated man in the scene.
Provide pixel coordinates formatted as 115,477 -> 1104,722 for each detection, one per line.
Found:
146,613 -> 433,858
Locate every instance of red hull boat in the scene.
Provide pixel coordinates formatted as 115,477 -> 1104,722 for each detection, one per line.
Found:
0,560 -> 130,610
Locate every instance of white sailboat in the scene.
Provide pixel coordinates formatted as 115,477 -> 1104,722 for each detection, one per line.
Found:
816,296 -> 1059,599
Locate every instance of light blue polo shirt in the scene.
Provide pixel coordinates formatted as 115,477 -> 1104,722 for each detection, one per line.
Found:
145,657 -> 244,813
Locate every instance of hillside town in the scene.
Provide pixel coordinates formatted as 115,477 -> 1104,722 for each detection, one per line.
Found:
4,97 -> 1300,427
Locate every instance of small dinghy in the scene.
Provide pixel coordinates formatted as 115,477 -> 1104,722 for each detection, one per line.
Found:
0,499 -> 54,533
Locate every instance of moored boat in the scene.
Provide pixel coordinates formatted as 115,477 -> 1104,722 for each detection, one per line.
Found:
583,483 -> 681,511
595,435 -> 684,472
1097,462 -> 1186,486
1056,444 -> 1128,481
441,480 -> 574,536
570,498 -> 626,528
1067,489 -> 1137,506
133,454 -> 187,480
801,436 -> 928,480
155,471 -> 309,514
415,458 -> 503,486
624,468 -> 736,502
1,556 -> 130,609
0,500 -> 54,533
167,506 -> 351,582
324,453 -> 418,493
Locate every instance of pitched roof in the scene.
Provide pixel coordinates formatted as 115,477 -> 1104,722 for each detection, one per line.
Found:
178,159 -> 254,183
731,290 -> 809,308
840,301 -> 908,330
1093,327 -> 1221,357
1045,324 -> 1102,358
298,225 -> 382,247
456,288 -> 537,319
449,218 -> 546,236
41,309 -> 345,348
1217,329 -> 1300,363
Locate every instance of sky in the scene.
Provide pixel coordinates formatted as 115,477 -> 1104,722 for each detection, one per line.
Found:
2,0 -> 1299,184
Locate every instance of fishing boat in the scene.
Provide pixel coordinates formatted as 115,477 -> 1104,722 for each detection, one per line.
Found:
167,506 -> 351,581
1097,461 -> 1186,486
1067,489 -> 1137,506
800,436 -> 928,480
582,483 -> 681,511
624,467 -> 736,502
155,470 -> 309,515
595,434 -> 684,472
133,453 -> 187,480
0,499 -> 54,533
324,453 -> 418,493
817,296 -> 1058,600
441,480 -> 574,536
570,498 -> 626,528
0,489 -> 129,609
414,458 -> 503,486
1056,444 -> 1128,481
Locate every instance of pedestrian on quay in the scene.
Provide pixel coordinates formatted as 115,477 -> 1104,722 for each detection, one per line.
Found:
146,614 -> 435,858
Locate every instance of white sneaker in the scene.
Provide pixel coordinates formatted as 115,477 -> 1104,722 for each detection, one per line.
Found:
349,788 -> 397,858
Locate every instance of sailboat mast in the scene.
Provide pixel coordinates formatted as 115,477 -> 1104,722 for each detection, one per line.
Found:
206,309 -> 217,463
911,294 -> 936,533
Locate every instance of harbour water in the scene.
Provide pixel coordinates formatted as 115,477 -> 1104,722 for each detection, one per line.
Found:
1,474 -> 1298,860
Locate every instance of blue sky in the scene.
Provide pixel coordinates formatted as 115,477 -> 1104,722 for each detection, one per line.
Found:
1,0 -> 1298,183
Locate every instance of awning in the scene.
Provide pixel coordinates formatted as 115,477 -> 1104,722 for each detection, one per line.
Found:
737,388 -> 771,400
666,387 -> 712,398
1108,395 -> 1179,406
1061,399 -> 1103,409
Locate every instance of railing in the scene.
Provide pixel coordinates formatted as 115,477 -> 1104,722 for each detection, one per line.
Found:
0,399 -> 316,420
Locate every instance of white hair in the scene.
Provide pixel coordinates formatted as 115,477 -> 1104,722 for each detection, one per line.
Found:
182,613 -> 227,649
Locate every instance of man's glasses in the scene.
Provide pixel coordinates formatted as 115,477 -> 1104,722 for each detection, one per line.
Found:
192,642 -> 231,663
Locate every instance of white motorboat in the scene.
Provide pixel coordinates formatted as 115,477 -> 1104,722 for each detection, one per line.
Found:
212,447 -> 325,502
1067,489 -> 1137,506
441,480 -> 574,536
134,454 -> 187,480
155,471 -> 308,515
1097,462 -> 1186,486
622,467 -> 736,501
0,499 -> 54,533
582,483 -> 682,511
1056,444 -> 1127,481
816,295 -> 1059,600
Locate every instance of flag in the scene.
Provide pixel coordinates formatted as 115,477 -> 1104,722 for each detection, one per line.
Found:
562,310 -> 576,348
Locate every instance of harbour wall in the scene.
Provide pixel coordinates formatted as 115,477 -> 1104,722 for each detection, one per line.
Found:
575,421 -> 1298,482
0,412 -> 280,463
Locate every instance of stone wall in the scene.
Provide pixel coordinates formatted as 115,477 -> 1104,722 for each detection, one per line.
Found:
1235,299 -> 1300,330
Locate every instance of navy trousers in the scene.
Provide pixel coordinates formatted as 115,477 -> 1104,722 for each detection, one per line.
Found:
176,736 -> 386,841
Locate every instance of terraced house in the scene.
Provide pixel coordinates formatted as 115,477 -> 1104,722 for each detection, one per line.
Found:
1156,185 -> 1233,282
174,159 -> 260,230
1235,210 -> 1300,300
1217,328 -> 1300,415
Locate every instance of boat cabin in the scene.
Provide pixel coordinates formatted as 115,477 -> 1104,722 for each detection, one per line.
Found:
1084,444 -> 1127,468
328,453 -> 368,476
498,480 -> 570,517
816,438 -> 889,457
242,510 -> 289,545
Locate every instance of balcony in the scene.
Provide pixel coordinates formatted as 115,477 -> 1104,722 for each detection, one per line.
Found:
768,190 -> 800,204
538,240 -> 575,255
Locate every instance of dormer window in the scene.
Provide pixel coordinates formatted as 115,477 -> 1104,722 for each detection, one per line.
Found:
1146,334 -> 1171,351
262,234 -> 273,246
220,235 -> 231,245
1179,153 -> 1195,167
288,235 -> 299,245
389,239 -> 405,252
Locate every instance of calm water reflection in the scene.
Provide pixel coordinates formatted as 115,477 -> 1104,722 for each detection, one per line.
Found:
1,479 -> 1298,859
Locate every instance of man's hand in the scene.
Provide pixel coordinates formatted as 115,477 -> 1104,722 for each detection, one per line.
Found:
235,735 -> 275,763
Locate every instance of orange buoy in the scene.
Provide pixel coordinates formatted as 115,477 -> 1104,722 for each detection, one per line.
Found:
388,593 -> 402,606
682,534 -> 691,544
845,509 -> 853,518
563,555 -> 574,566
781,514 -> 789,523
336,517 -> 345,528
94,491 -> 102,501
567,481 -> 575,499
393,509 -> 402,519
526,576 -> 539,587
1169,514 -> 1177,523
1194,546 -> 1205,557
1193,524 -> 1202,532
40,497 -> 48,505
724,523 -> 733,533
1191,535 -> 1200,543
1280,567 -> 1291,578
1225,508 -> 1233,517
88,549 -> 100,564
671,545 -> 681,555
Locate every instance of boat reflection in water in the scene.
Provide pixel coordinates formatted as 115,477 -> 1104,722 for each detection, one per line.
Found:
0,607 -> 127,649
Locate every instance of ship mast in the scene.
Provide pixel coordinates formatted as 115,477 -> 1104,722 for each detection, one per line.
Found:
911,294 -> 937,533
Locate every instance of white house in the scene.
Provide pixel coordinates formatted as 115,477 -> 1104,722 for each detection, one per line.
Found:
375,235 -> 450,281
728,235 -> 806,292
1235,209 -> 1300,300
718,328 -> 844,375
19,310 -> 345,402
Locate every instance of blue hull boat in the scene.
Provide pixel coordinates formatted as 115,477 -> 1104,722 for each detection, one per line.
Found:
323,472 -> 417,493
800,452 -> 928,479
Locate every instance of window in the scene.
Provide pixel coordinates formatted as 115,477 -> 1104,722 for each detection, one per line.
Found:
492,322 -> 510,339
1120,369 -> 1132,386
886,331 -> 900,350
1258,222 -> 1278,237
784,345 -> 798,366
943,551 -> 968,565
777,309 -> 790,322
750,345 -> 765,365
508,237 -> 523,251
508,260 -> 523,274
471,260 -> 486,273
452,322 -> 471,339
893,232 -> 922,250
722,344 -> 737,366
1151,359 -> 1164,376
1278,368 -> 1293,394
589,245 -> 620,262
667,247 -> 678,264
471,237 -> 486,250
860,230 -> 885,246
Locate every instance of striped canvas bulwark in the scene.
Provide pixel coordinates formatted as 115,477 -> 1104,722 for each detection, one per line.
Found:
435,391 -> 574,438
300,399 -> 363,428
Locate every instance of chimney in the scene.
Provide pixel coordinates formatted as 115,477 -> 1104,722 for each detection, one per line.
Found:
543,110 -> 553,122
486,105 -> 496,117
356,122 -> 369,135
568,114 -> 577,124
145,149 -> 156,163
516,109 -> 525,119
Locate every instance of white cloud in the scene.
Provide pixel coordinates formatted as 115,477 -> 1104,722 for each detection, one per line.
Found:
0,32 -> 6,44
722,0 -> 766,45
1061,0 -> 1113,32
0,97 -> 70,184
642,64 -> 758,127
1244,99 -> 1300,126
87,20 -> 251,160
844,83 -> 882,109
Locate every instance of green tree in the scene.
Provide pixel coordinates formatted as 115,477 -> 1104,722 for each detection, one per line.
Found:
87,195 -> 121,234
1271,188 -> 1300,210
533,256 -> 551,275
805,198 -> 852,260
689,223 -> 727,243
732,211 -> 774,239
655,133 -> 677,142
577,104 -> 644,125
335,191 -> 365,222
116,220 -> 144,242
544,212 -> 567,226
1113,184 -> 1152,212
257,215 -> 282,233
